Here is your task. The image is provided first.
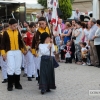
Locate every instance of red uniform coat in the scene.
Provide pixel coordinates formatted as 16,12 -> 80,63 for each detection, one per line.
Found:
24,32 -> 34,47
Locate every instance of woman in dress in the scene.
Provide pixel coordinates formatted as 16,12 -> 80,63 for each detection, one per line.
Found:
81,22 -> 91,45
60,22 -> 72,61
72,21 -> 82,64
39,32 -> 56,94
61,22 -> 72,45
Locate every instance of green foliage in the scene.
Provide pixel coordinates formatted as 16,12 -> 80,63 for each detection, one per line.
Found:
59,0 -> 72,20
38,0 -> 47,8
70,0 -> 74,4
38,0 -> 74,8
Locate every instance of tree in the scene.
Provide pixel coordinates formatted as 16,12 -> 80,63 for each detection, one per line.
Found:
59,0 -> 72,20
38,0 -> 47,8
38,0 -> 74,8
70,0 -> 74,4
38,0 -> 73,19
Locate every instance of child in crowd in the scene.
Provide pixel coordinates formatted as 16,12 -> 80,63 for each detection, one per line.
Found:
80,42 -> 88,66
21,29 -> 27,75
60,40 -> 66,62
64,40 -> 73,63
86,46 -> 91,65
39,32 -> 57,94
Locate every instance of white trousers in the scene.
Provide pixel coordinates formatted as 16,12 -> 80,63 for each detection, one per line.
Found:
24,57 -> 27,74
0,56 -> 7,79
24,51 -> 35,77
7,50 -> 22,75
21,54 -> 25,68
33,56 -> 41,77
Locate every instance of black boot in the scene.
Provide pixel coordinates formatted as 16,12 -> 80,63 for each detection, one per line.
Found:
37,70 -> 40,84
28,77 -> 32,81
2,79 -> 8,83
23,73 -> 27,77
46,86 -> 51,92
65,58 -> 68,63
7,75 -> 13,91
13,74 -> 15,85
32,75 -> 35,78
69,58 -> 72,63
41,89 -> 45,94
36,77 -> 38,81
15,75 -> 22,89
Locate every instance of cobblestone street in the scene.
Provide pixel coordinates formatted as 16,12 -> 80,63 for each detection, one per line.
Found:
0,63 -> 100,100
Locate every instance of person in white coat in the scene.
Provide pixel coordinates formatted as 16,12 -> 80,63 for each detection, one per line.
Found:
0,24 -> 9,83
93,20 -> 100,68
1,18 -> 26,91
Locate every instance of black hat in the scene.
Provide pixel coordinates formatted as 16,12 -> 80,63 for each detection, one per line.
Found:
40,32 -> 50,43
9,18 -> 17,25
38,17 -> 46,22
29,22 -> 36,28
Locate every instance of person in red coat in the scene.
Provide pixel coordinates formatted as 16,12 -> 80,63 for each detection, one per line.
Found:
24,22 -> 36,81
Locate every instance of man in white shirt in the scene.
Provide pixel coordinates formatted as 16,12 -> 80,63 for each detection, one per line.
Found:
74,8 -> 81,21
88,18 -> 99,66
46,8 -> 52,23
35,14 -> 40,23
93,20 -> 100,68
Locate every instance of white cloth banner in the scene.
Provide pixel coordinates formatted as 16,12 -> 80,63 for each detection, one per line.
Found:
47,0 -> 58,8
47,0 -> 53,8
51,0 -> 61,35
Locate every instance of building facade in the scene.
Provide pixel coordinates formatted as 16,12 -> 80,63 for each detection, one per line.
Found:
93,0 -> 100,19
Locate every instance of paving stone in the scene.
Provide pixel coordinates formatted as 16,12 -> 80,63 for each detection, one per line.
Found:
0,63 -> 100,100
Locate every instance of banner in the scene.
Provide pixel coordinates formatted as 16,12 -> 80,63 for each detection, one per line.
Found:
47,0 -> 58,8
47,0 -> 53,8
51,0 -> 61,34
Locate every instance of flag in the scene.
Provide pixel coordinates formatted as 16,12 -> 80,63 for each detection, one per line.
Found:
47,0 -> 53,8
51,0 -> 61,34
51,0 -> 58,25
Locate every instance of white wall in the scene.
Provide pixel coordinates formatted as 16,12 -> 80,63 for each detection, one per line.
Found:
93,0 -> 99,19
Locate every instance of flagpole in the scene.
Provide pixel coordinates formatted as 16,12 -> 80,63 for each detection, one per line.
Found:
57,0 -> 59,8
45,12 -> 53,59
